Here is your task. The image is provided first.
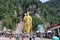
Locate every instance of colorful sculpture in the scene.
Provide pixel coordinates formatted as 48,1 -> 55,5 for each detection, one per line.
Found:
23,12 -> 32,33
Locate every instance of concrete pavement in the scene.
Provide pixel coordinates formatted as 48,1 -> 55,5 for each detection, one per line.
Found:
0,37 -> 51,40
24,37 -> 51,40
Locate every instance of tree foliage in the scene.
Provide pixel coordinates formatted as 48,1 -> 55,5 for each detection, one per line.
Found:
0,0 -> 60,31
32,16 -> 43,32
0,0 -> 20,30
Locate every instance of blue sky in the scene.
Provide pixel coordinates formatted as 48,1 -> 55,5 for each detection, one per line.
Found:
40,0 -> 49,3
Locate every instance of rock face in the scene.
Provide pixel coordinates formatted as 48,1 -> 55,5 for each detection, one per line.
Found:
16,21 -> 23,34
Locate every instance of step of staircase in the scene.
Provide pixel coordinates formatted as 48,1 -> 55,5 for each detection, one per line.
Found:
15,21 -> 23,34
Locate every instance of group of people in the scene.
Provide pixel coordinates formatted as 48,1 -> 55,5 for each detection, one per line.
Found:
7,33 -> 60,40
9,34 -> 35,40
52,33 -> 59,40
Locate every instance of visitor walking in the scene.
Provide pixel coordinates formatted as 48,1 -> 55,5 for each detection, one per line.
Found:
32,34 -> 35,40
29,35 -> 32,40
9,33 -> 14,40
21,35 -> 24,40
29,37 -> 32,40
58,32 -> 60,40
52,33 -> 59,40
15,34 -> 20,40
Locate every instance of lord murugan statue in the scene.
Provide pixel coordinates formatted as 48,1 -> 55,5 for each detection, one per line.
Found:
23,12 -> 32,33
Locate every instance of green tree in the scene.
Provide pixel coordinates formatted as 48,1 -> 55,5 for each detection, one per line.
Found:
0,0 -> 21,30
32,16 -> 43,32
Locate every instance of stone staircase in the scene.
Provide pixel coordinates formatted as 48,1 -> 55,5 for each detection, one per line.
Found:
15,21 -> 23,34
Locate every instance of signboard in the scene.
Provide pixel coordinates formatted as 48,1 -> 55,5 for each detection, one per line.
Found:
38,24 -> 44,33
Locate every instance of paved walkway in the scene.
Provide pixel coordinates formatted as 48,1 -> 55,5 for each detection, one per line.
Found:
24,37 -> 51,40
0,37 -> 51,40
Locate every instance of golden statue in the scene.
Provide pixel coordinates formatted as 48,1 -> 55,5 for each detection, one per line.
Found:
23,12 -> 32,33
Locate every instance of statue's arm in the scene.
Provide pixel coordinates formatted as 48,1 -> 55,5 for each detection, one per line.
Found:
30,17 -> 32,22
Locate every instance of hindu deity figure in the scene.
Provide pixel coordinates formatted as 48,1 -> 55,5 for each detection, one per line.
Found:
23,12 -> 32,33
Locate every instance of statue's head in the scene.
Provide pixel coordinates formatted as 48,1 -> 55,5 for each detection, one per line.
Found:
27,12 -> 30,16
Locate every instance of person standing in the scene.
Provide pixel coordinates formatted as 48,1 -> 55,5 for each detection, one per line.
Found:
32,34 -> 35,40
52,33 -> 59,40
21,34 -> 24,40
9,34 -> 13,39
58,32 -> 60,40
15,34 -> 20,40
32,36 -> 35,40
29,34 -> 32,40
29,37 -> 32,40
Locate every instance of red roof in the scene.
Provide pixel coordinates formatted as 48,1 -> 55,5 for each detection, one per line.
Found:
45,24 -> 60,31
